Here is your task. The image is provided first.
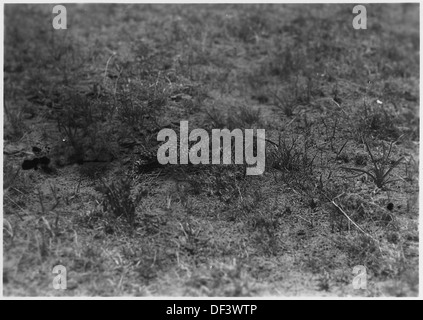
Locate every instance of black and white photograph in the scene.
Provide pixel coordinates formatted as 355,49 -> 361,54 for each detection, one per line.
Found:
2,2 -> 419,298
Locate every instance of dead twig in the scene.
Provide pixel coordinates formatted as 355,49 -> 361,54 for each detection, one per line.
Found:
330,199 -> 378,243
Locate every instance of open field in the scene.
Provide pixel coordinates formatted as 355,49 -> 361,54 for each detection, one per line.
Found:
3,3 -> 419,296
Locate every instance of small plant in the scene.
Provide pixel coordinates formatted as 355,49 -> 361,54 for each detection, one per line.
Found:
270,134 -> 316,174
272,91 -> 297,117
272,136 -> 301,172
116,95 -> 148,128
116,77 -> 168,130
100,177 -> 144,228
55,91 -> 93,156
54,90 -> 118,165
356,100 -> 401,140
342,139 -> 403,189
321,117 -> 340,152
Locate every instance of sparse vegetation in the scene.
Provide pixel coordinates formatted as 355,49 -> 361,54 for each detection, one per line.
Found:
3,3 -> 418,297
342,139 -> 404,189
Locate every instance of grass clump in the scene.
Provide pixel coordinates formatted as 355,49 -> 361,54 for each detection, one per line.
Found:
100,177 -> 144,228
342,139 -> 403,189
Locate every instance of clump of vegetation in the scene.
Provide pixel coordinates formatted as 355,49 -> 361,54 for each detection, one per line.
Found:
272,90 -> 298,118
100,177 -> 144,228
237,105 -> 262,127
356,100 -> 402,140
270,134 -> 316,176
115,78 -> 169,130
53,89 -> 117,164
342,139 -> 403,189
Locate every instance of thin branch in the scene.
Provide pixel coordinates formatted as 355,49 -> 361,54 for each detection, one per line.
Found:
330,199 -> 378,243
